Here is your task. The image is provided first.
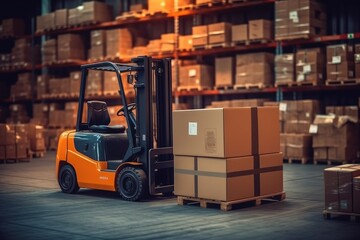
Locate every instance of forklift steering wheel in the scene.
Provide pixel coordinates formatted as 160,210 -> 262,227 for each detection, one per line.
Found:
117,103 -> 137,116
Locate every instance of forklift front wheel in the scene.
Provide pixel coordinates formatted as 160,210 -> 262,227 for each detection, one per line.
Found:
117,167 -> 147,201
58,164 -> 79,194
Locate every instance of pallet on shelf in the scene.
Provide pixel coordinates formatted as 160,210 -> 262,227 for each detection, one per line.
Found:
177,86 -> 211,91
313,159 -> 347,166
231,40 -> 250,46
214,85 -> 234,90
195,0 -> 227,9
177,4 -> 195,11
177,192 -> 286,211
248,38 -> 271,44
283,157 -> 312,165
234,83 -> 270,90
207,42 -> 231,49
275,34 -> 316,41
116,9 -> 146,21
323,210 -> 360,221
326,79 -> 360,86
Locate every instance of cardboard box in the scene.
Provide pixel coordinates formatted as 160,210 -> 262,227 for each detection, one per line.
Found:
354,176 -> 360,213
326,44 -> 354,80
80,1 -> 113,23
215,57 -> 233,87
178,65 -> 214,89
173,108 -> 252,158
179,35 -> 193,50
324,165 -> 360,212
232,24 -> 248,42
1,18 -> 25,37
106,28 -> 132,58
275,54 -> 295,83
208,22 -> 231,45
249,19 -> 273,40
148,0 -> 174,13
5,143 -> 28,159
57,34 -> 85,60
296,48 -> 324,84
55,9 -> 68,27
256,107 -> 280,154
192,25 -> 208,47
174,153 -> 283,201
328,147 -> 358,162
314,147 -> 327,160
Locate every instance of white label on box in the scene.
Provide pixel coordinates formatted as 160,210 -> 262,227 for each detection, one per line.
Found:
309,124 -> 318,134
297,74 -> 305,82
74,73 -> 79,79
289,11 -> 298,22
13,105 -> 18,111
43,105 -> 48,111
332,56 -> 341,64
279,102 -> 287,112
37,76 -> 41,82
189,69 -> 196,77
303,64 -> 311,74
188,122 -> 198,136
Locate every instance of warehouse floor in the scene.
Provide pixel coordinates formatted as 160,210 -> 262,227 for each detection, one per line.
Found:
0,152 -> 359,240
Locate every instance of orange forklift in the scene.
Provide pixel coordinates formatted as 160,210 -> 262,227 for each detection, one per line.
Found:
56,56 -> 174,201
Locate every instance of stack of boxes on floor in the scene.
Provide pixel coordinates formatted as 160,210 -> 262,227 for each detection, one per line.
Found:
279,100 -> 320,163
324,164 -> 360,214
0,124 -> 30,160
173,106 -> 283,202
311,106 -> 359,164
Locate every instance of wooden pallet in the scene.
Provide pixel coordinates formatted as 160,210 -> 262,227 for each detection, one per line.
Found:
177,192 -> 286,211
0,157 -> 31,164
177,4 -> 195,11
192,45 -> 208,51
326,79 -> 360,86
323,210 -> 360,221
234,83 -> 269,90
144,10 -> 168,17
248,38 -> 271,44
86,92 -> 103,97
275,81 -> 296,87
116,10 -> 146,20
283,157 -> 311,165
103,91 -> 119,96
313,159 -> 347,165
88,57 -> 106,63
31,150 -> 46,158
228,0 -> 248,3
275,34 -> 314,41
214,85 -> 234,90
231,40 -> 250,46
195,0 -> 227,8
296,81 -> 320,86
177,86 -> 211,91
207,42 -> 231,49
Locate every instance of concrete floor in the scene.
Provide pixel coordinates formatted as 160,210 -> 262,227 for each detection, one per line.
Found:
0,152 -> 359,240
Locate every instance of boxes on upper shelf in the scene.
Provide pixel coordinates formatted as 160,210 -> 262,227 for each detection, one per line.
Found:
41,39 -> 57,64
106,28 -> 132,59
192,25 -> 208,48
249,19 -> 273,41
179,35 -> 193,51
89,30 -> 106,60
296,48 -> 325,85
161,33 -> 177,52
215,57 -> 234,88
232,24 -> 248,43
0,18 -> 25,37
178,64 -> 214,90
208,22 -> 232,46
326,44 -> 354,81
275,0 -> 326,40
80,1 -> 113,24
57,34 -> 85,61
55,9 -> 68,28
148,0 -> 174,13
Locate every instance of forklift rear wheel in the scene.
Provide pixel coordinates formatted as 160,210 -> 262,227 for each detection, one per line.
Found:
58,165 -> 79,194
117,167 -> 147,201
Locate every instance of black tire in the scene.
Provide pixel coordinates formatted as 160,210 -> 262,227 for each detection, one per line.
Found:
117,167 -> 147,201
58,164 -> 79,194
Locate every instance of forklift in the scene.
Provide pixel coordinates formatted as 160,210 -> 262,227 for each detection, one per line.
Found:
56,56 -> 174,201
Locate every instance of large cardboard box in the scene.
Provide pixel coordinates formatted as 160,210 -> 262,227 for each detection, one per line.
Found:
256,107 -> 280,154
354,176 -> 360,213
208,22 -> 231,45
80,1 -> 113,23
192,25 -> 208,47
326,44 -> 354,80
314,147 -> 327,160
173,108 -> 252,158
55,9 -> 68,28
296,48 -> 324,84
106,28 -> 132,58
57,34 -> 85,60
178,65 -> 214,89
232,24 -> 248,42
174,153 -> 283,201
215,57 -> 233,87
148,0 -> 174,13
275,54 -> 295,84
324,165 -> 360,212
179,35 -> 193,51
249,19 -> 273,40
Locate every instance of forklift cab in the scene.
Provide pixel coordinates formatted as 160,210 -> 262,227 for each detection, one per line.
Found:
56,56 -> 174,201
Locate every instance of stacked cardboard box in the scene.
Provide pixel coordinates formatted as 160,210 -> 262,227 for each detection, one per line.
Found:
106,28 -> 132,59
80,1 -> 113,24
7,104 -> 30,124
208,22 -> 231,46
326,106 -> 359,122
161,33 -> 177,52
249,19 -> 273,41
11,38 -> 40,67
275,53 -> 295,85
41,39 -> 57,64
57,34 -> 85,61
70,71 -> 81,96
326,44 -> 354,81
324,164 -> 360,213
27,124 -> 45,152
68,7 -> 80,26
296,48 -> 325,85
215,57 -> 234,88
192,25 -> 208,48
103,72 -> 133,95
148,0 -> 174,13
0,18 -> 25,37
36,75 -> 49,99
275,0 -> 326,40
86,70 -> 103,96
179,35 -> 193,51
280,133 -> 312,160
178,64 -> 214,90
232,24 -> 248,43
89,30 -> 106,60
48,103 -> 63,128
147,39 -> 162,55
55,9 -> 68,28
312,115 -> 359,163
43,13 -> 56,30
10,73 -> 32,99
0,124 -> 29,160
173,107 -> 283,202
355,44 -> 360,78
32,103 -> 49,126
236,52 -> 274,87
48,78 -> 70,96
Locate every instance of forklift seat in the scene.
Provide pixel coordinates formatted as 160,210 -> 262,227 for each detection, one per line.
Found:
87,101 -> 125,134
